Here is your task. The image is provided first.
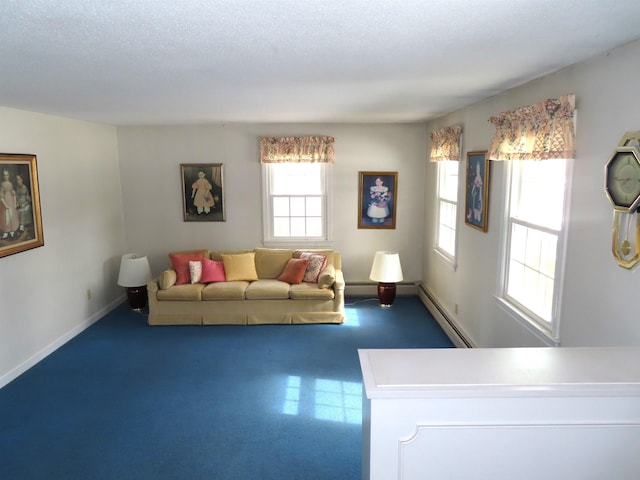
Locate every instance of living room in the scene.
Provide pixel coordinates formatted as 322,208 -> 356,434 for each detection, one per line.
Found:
2,4 -> 640,387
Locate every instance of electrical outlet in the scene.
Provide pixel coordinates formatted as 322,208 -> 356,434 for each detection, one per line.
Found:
86,289 -> 92,300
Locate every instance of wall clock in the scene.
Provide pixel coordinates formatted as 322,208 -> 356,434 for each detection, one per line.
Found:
605,139 -> 640,269
605,147 -> 640,213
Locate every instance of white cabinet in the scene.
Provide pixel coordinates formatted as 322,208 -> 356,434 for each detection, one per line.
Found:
359,347 -> 640,480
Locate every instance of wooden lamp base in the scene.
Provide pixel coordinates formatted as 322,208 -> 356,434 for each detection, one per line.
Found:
377,282 -> 397,307
126,286 -> 148,311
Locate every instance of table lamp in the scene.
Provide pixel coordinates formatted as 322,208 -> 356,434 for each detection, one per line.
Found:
117,253 -> 152,311
369,251 -> 403,307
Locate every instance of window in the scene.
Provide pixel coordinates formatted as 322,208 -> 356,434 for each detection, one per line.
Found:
262,162 -> 331,244
435,159 -> 459,260
499,158 -> 570,342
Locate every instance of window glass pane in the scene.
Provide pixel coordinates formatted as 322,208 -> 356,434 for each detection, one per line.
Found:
290,197 -> 305,216
512,159 -> 565,230
437,200 -> 456,256
290,218 -> 306,236
273,197 -> 289,216
440,160 -> 458,201
272,163 -> 322,195
274,218 -> 290,237
306,197 -> 322,216
306,217 -> 322,237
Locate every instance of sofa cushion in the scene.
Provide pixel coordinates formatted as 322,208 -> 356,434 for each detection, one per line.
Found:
222,253 -> 259,281
245,279 -> 290,299
170,251 -> 205,285
201,258 -> 226,283
202,281 -> 249,300
157,283 -> 204,300
159,269 -> 177,290
289,283 -> 335,300
278,258 -> 309,284
317,264 -> 336,289
254,248 -> 293,279
299,252 -> 327,283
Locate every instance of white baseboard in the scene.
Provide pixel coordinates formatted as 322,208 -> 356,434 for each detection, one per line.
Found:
0,295 -> 125,389
417,284 -> 475,348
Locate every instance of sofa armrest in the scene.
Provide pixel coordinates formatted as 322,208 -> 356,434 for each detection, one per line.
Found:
334,269 -> 345,291
147,276 -> 160,295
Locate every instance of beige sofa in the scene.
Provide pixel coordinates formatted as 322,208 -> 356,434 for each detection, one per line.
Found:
147,248 -> 345,326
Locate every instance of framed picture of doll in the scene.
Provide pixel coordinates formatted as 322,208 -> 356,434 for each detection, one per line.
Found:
465,151 -> 490,232
180,163 -> 225,222
0,153 -> 44,258
358,171 -> 398,229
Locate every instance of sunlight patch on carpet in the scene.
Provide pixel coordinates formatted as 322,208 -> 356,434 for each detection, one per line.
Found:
282,375 -> 362,424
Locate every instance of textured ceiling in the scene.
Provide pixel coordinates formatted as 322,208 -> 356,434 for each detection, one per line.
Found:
1,0 -> 640,126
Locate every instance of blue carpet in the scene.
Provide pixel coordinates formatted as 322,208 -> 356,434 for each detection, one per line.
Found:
0,296 -> 453,479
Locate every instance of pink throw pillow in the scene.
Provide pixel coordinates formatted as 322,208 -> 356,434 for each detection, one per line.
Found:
201,258 -> 226,283
278,258 -> 310,284
169,252 -> 204,285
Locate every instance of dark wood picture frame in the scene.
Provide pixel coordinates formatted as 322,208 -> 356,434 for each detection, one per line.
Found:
180,163 -> 225,222
465,151 -> 490,232
0,153 -> 44,258
358,171 -> 398,229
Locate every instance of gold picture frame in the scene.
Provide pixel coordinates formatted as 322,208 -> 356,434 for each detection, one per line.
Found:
358,171 -> 398,229
180,163 -> 225,222
465,151 -> 490,232
0,153 -> 44,258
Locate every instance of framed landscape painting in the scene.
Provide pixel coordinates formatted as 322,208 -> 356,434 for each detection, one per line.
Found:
358,171 -> 398,229
0,153 -> 44,258
465,151 -> 490,232
180,163 -> 225,222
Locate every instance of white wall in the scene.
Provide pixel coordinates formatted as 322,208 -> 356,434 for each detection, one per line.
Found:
116,123 -> 426,283
423,39 -> 640,348
0,107 -> 125,386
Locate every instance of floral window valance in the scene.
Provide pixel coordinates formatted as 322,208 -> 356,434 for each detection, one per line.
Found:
488,94 -> 576,161
260,136 -> 335,163
429,125 -> 462,162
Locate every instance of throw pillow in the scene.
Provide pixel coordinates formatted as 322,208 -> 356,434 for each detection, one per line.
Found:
159,269 -> 177,290
299,252 -> 327,283
222,252 -> 258,281
278,258 -> 310,284
189,261 -> 203,284
169,252 -> 204,285
317,264 -> 336,289
201,258 -> 226,283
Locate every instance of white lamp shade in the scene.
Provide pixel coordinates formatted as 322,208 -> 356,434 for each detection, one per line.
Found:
369,251 -> 403,283
117,254 -> 152,287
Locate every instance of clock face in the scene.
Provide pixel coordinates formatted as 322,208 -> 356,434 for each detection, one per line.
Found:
605,148 -> 640,212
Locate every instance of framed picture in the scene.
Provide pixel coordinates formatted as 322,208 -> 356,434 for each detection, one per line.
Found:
358,171 -> 398,229
180,163 -> 225,222
0,153 -> 44,258
465,151 -> 490,231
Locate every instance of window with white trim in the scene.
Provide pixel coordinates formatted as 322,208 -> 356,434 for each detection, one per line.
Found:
499,158 -> 570,341
435,159 -> 458,260
262,162 -> 330,244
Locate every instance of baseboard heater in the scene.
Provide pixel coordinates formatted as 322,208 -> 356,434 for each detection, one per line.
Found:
418,284 -> 473,348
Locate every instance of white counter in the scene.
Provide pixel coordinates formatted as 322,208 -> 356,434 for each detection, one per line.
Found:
359,347 -> 640,480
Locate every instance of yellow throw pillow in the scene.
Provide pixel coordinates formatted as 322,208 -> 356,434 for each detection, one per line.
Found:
317,264 -> 336,289
159,269 -> 177,290
222,253 -> 258,281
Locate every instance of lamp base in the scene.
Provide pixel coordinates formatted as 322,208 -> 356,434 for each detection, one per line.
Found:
377,282 -> 397,307
126,286 -> 148,311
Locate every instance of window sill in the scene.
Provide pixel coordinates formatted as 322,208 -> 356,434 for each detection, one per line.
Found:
433,247 -> 457,271
263,239 -> 334,249
494,296 -> 560,347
